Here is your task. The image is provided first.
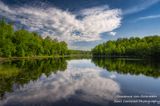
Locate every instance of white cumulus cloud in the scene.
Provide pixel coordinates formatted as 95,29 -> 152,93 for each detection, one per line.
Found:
109,32 -> 116,36
0,1 -> 122,46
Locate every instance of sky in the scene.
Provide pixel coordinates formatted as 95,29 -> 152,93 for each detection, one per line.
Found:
0,0 -> 160,50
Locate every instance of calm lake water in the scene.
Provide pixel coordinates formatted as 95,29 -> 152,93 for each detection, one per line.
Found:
0,58 -> 160,106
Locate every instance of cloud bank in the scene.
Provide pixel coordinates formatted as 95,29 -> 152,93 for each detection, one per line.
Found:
0,1 -> 122,47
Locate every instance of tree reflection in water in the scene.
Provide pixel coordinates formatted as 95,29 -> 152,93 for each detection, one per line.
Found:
0,58 -> 67,99
92,58 -> 160,78
0,59 -> 120,106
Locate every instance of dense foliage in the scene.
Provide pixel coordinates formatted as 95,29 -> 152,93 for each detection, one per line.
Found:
0,19 -> 68,57
92,58 -> 160,78
92,36 -> 160,58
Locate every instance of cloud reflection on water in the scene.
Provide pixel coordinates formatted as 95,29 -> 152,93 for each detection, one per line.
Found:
1,60 -> 120,105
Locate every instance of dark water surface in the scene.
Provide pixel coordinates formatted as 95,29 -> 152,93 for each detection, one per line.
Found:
0,58 -> 160,106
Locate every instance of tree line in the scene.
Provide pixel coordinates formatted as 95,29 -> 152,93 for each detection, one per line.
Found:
92,36 -> 160,58
0,19 -> 69,57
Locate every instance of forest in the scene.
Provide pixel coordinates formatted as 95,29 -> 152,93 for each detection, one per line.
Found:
0,19 -> 69,58
1,19 -> 160,59
92,36 -> 160,58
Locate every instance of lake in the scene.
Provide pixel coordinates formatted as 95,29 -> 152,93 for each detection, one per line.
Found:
0,58 -> 160,106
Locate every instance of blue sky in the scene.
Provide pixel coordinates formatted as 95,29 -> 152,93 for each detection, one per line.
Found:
0,0 -> 160,50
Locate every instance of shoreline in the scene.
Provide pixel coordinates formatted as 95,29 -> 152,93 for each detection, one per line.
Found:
0,56 -> 55,61
0,55 -> 158,62
0,55 -> 92,61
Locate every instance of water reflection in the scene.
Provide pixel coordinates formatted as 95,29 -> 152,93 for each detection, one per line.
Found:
0,59 -> 120,106
1,58 -> 160,106
92,58 -> 160,78
0,58 -> 67,99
